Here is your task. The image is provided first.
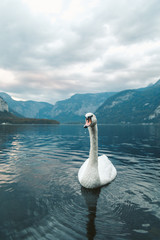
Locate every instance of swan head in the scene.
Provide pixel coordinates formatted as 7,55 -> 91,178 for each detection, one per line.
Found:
84,113 -> 97,128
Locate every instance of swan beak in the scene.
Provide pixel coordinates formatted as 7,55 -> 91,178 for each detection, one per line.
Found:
84,118 -> 91,128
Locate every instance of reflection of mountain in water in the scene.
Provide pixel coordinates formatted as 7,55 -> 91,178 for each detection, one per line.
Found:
81,187 -> 101,240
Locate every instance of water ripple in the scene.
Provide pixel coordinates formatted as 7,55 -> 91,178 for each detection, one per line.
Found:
0,124 -> 160,239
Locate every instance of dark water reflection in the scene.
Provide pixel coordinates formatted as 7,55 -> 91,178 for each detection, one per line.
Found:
0,124 -> 160,239
81,187 -> 101,240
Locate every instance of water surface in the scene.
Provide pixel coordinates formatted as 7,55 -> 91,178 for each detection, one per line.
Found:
0,124 -> 160,239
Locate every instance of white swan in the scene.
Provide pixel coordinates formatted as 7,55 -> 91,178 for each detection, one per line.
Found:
78,113 -> 117,189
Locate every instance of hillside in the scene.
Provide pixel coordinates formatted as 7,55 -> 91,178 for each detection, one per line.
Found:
0,92 -> 53,119
1,79 -> 160,124
48,92 -> 115,122
0,92 -> 115,123
0,97 -> 59,125
0,112 -> 60,124
96,80 -> 160,124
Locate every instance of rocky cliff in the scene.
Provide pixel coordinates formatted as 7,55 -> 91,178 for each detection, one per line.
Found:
96,80 -> 160,124
0,97 -> 9,112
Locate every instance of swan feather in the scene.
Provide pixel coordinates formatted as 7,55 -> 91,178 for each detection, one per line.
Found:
78,113 -> 117,189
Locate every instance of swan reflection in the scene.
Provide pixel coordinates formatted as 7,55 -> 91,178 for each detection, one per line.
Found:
81,187 -> 101,240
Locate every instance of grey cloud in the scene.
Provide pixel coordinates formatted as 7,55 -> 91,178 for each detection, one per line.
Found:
89,0 -> 160,44
95,59 -> 129,73
0,0 -> 53,70
110,0 -> 160,44
0,0 -> 160,103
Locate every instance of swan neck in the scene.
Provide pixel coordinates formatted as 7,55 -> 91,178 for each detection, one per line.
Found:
88,125 -> 98,164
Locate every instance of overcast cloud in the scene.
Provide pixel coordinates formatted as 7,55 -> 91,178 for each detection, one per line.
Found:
0,0 -> 160,103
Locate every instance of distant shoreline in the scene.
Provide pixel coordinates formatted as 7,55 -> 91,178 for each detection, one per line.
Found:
0,117 -> 59,125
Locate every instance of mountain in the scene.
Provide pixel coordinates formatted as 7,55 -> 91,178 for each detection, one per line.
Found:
48,92 -> 115,123
96,80 -> 160,124
0,92 -> 53,119
2,79 -> 160,124
0,96 -> 59,124
152,79 -> 160,87
0,92 -> 115,123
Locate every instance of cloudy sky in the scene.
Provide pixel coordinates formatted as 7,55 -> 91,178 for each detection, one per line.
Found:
0,0 -> 160,104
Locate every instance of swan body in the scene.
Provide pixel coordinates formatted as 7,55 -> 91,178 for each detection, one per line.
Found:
78,113 -> 117,189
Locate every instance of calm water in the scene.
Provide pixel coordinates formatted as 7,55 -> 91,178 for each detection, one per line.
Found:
0,124 -> 160,240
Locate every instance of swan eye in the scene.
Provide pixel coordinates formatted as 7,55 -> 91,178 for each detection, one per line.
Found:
86,115 -> 93,121
86,115 -> 93,120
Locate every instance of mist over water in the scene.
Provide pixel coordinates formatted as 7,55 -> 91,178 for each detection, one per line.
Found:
0,124 -> 160,239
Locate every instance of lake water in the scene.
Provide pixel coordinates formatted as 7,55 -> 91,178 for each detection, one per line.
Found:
0,124 -> 160,240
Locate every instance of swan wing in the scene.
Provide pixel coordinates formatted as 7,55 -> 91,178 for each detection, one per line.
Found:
78,158 -> 89,182
98,155 -> 117,185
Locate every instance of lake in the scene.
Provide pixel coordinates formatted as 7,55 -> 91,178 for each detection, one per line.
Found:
0,124 -> 160,240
